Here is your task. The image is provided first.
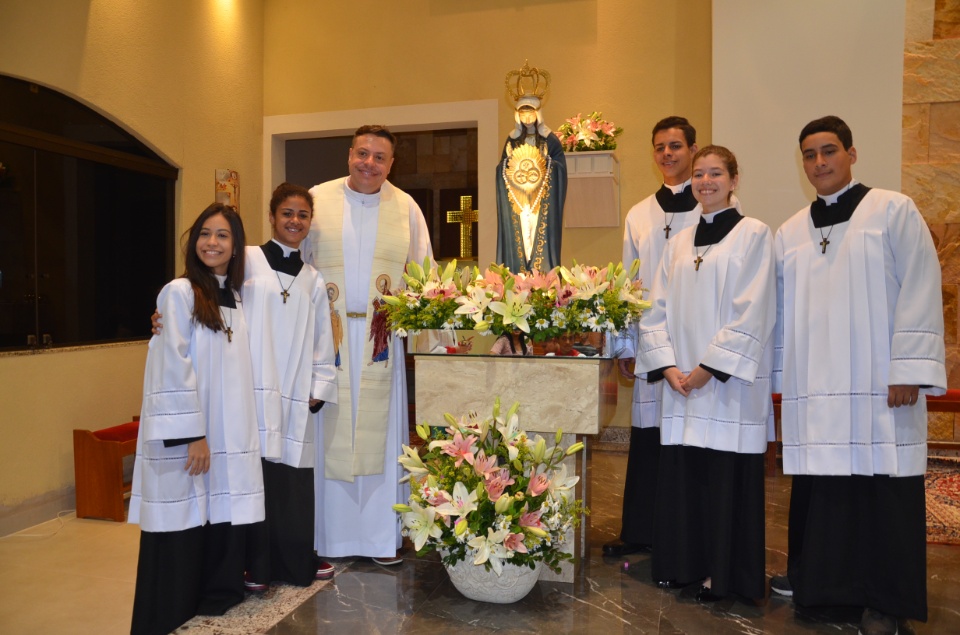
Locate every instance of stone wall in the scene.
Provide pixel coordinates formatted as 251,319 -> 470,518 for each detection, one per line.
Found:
904,0 -> 960,444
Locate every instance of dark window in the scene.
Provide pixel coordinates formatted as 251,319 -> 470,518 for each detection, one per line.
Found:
0,75 -> 177,350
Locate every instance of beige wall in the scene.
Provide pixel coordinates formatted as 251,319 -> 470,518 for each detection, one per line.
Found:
0,345 -> 147,533
713,0 -> 907,231
0,0 -> 710,529
263,0 -> 713,268
0,0 -> 265,528
262,0 -> 712,434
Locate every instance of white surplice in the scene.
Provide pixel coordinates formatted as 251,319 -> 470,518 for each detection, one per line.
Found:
129,278 -> 265,532
242,244 -> 338,468
637,215 -> 776,454
304,180 -> 432,558
774,187 -> 946,477
619,182 -> 702,430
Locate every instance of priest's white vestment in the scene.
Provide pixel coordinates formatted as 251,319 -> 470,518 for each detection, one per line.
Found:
129,278 -> 265,532
620,183 -> 701,429
774,188 -> 946,477
243,244 -> 338,468
305,178 -> 432,558
637,215 -> 776,453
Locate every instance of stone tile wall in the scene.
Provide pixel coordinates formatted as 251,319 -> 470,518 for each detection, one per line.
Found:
904,0 -> 960,443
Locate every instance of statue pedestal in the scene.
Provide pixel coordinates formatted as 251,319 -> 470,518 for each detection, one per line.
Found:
563,150 -> 620,228
413,354 -> 617,584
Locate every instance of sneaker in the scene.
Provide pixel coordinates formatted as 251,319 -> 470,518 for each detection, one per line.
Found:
859,608 -> 898,635
372,551 -> 403,566
316,560 -> 335,580
243,571 -> 268,592
770,574 -> 793,597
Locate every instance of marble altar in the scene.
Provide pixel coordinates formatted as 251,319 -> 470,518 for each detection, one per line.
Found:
412,352 -> 616,583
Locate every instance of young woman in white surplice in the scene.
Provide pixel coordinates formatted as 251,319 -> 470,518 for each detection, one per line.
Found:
129,204 -> 264,635
242,183 -> 338,589
636,146 -> 775,603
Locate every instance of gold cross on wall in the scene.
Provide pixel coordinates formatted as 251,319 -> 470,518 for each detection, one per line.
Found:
446,195 -> 479,259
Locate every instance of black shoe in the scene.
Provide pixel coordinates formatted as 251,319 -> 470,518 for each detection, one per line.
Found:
656,579 -> 688,589
859,608 -> 898,635
695,585 -> 724,603
602,539 -> 649,557
770,574 -> 793,597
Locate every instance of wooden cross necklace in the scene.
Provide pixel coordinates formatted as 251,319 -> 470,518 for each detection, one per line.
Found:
663,213 -> 675,239
694,244 -> 714,271
275,269 -> 299,304
818,225 -> 835,254
220,306 -> 234,343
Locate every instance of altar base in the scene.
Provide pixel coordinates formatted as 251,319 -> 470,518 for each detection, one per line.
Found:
413,355 -> 616,584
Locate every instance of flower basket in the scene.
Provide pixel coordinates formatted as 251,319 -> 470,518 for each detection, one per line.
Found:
378,259 -> 650,344
555,111 -> 623,152
393,398 -> 587,601
443,552 -> 542,603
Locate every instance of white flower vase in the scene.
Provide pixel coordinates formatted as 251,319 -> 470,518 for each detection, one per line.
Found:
444,558 -> 542,604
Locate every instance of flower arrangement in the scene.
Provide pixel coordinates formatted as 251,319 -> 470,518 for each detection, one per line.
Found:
393,398 -> 587,575
555,111 -> 623,152
379,259 -> 466,335
379,259 -> 649,342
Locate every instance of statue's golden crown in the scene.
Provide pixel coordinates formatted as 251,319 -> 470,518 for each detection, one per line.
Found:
504,60 -> 551,102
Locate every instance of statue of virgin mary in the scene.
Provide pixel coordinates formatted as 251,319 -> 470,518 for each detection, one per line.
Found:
495,62 -> 567,274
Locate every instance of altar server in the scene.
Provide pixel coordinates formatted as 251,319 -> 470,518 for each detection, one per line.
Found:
604,117 -> 701,558
303,125 -> 433,565
770,116 -> 946,635
130,204 -> 264,635
637,146 -> 775,602
243,183 -> 339,589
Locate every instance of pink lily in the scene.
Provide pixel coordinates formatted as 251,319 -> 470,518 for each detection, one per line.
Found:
504,532 -> 528,553
484,468 -> 515,502
440,431 -> 478,467
519,508 -> 544,529
472,450 -> 498,479
526,467 -> 550,497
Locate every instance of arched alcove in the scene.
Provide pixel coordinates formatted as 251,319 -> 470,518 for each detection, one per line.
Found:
0,75 -> 178,349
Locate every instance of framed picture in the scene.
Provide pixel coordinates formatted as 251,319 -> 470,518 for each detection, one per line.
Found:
215,169 -> 239,209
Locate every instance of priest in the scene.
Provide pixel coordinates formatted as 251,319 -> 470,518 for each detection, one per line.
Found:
771,116 -> 946,635
604,116 -> 700,558
304,125 -> 433,566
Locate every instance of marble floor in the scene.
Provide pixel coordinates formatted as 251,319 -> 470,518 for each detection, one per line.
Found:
1,449 -> 958,634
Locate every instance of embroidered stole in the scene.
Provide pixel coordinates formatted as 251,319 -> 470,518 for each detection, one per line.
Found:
310,179 -> 409,482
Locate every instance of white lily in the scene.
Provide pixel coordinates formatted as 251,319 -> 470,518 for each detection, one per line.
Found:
400,501 -> 443,551
468,527 -> 509,574
434,481 -> 479,519
454,286 -> 494,325
575,120 -> 600,147
546,463 -> 581,502
488,289 -> 532,333
398,445 -> 428,481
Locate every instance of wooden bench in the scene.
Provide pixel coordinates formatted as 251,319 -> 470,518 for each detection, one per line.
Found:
925,389 -> 960,450
73,420 -> 140,521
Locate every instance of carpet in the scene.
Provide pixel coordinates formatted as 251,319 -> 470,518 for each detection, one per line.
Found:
926,457 -> 960,545
174,562 -> 347,635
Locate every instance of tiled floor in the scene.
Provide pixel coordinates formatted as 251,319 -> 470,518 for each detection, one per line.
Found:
0,511 -> 139,634
1,449 -> 958,634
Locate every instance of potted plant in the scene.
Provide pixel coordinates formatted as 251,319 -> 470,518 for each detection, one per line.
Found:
393,398 -> 587,603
